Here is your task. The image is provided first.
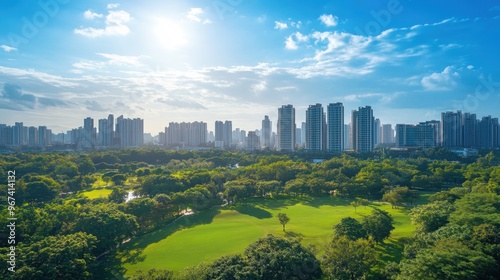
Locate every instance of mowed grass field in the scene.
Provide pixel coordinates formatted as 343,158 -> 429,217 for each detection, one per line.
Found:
81,188 -> 113,199
119,196 -> 419,277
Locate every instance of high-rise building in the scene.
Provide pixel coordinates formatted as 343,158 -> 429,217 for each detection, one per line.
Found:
478,116 -> 499,149
306,103 -> 326,151
351,106 -> 374,152
98,114 -> 114,147
441,111 -> 463,147
277,104 -> 296,151
215,121 -> 224,148
344,124 -> 351,150
247,131 -> 260,150
223,121 -> 232,148
374,118 -> 381,147
82,117 -> 96,148
262,115 -> 272,149
295,128 -> 302,146
28,126 -> 38,147
115,116 -> 144,147
462,113 -> 477,148
396,123 -> 437,148
38,126 -> 49,147
327,102 -> 344,152
381,124 -> 394,144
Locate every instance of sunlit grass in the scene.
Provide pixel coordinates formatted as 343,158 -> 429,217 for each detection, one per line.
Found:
120,196 -> 418,276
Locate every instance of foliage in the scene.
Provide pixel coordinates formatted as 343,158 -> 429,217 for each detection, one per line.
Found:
277,213 -> 290,232
333,217 -> 367,241
243,234 -> 322,280
397,240 -> 498,280
72,204 -> 139,254
411,201 -> 455,233
0,232 -> 97,280
362,209 -> 395,243
321,236 -> 376,280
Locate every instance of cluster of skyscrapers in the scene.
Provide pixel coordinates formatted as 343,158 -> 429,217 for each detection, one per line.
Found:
1,106 -> 499,152
0,114 -> 144,149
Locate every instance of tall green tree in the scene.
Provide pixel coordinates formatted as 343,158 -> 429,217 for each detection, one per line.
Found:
362,209 -> 394,243
8,232 -> 97,280
73,204 -> 138,254
333,217 -> 367,241
244,234 -> 321,280
321,236 -> 376,280
278,213 -> 290,232
397,240 -> 498,280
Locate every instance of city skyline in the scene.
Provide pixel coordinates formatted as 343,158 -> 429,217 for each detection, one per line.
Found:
1,1 -> 500,133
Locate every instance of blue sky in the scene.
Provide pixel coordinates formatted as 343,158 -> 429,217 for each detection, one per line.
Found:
1,0 -> 499,134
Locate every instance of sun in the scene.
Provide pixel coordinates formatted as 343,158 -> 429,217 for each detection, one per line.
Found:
152,18 -> 189,50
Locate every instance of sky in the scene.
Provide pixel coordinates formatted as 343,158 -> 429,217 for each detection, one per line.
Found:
1,0 -> 499,134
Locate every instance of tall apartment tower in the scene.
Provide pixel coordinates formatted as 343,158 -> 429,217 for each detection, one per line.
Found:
262,115 -> 272,149
441,111 -> 463,147
327,102 -> 344,152
462,113 -> 477,148
277,104 -> 296,151
351,106 -> 374,152
223,121 -> 232,148
306,103 -> 326,151
82,117 -> 96,148
381,124 -> 394,144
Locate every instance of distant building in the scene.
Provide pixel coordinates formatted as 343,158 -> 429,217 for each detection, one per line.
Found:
306,103 -> 326,151
327,102 -> 344,152
351,106 -> 374,152
262,115 -> 272,149
277,104 -> 296,151
246,131 -> 260,150
441,111 -> 463,147
396,123 -> 437,148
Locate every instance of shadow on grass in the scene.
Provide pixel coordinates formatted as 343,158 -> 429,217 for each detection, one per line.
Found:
233,204 -> 272,219
376,237 -> 410,264
285,231 -> 305,239
107,208 -> 221,278
242,195 -> 352,210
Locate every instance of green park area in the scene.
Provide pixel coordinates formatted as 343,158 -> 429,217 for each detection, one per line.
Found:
120,196 -> 415,276
81,188 -> 113,199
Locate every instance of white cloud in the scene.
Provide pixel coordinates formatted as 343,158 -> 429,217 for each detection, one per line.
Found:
290,21 -> 302,28
75,7 -> 132,37
274,21 -> 288,30
421,66 -> 459,91
83,10 -> 103,20
187,8 -> 211,24
319,14 -> 338,27
1,45 -> 17,52
107,3 -> 120,9
285,32 -> 308,50
467,65 -> 474,70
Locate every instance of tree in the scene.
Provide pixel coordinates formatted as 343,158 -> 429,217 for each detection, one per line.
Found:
411,201 -> 455,233
350,200 -> 361,213
358,198 -> 370,209
111,174 -> 127,186
10,232 -> 97,279
321,236 -> 376,280
108,188 -> 128,203
204,255 -> 256,280
397,240 -> 498,280
362,209 -> 394,243
333,217 -> 367,241
278,213 -> 290,232
73,204 -> 139,254
24,181 -> 58,204
244,234 -> 321,280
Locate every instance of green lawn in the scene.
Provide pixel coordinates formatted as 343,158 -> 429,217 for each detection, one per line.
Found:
81,188 -> 113,199
119,196 -> 417,277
